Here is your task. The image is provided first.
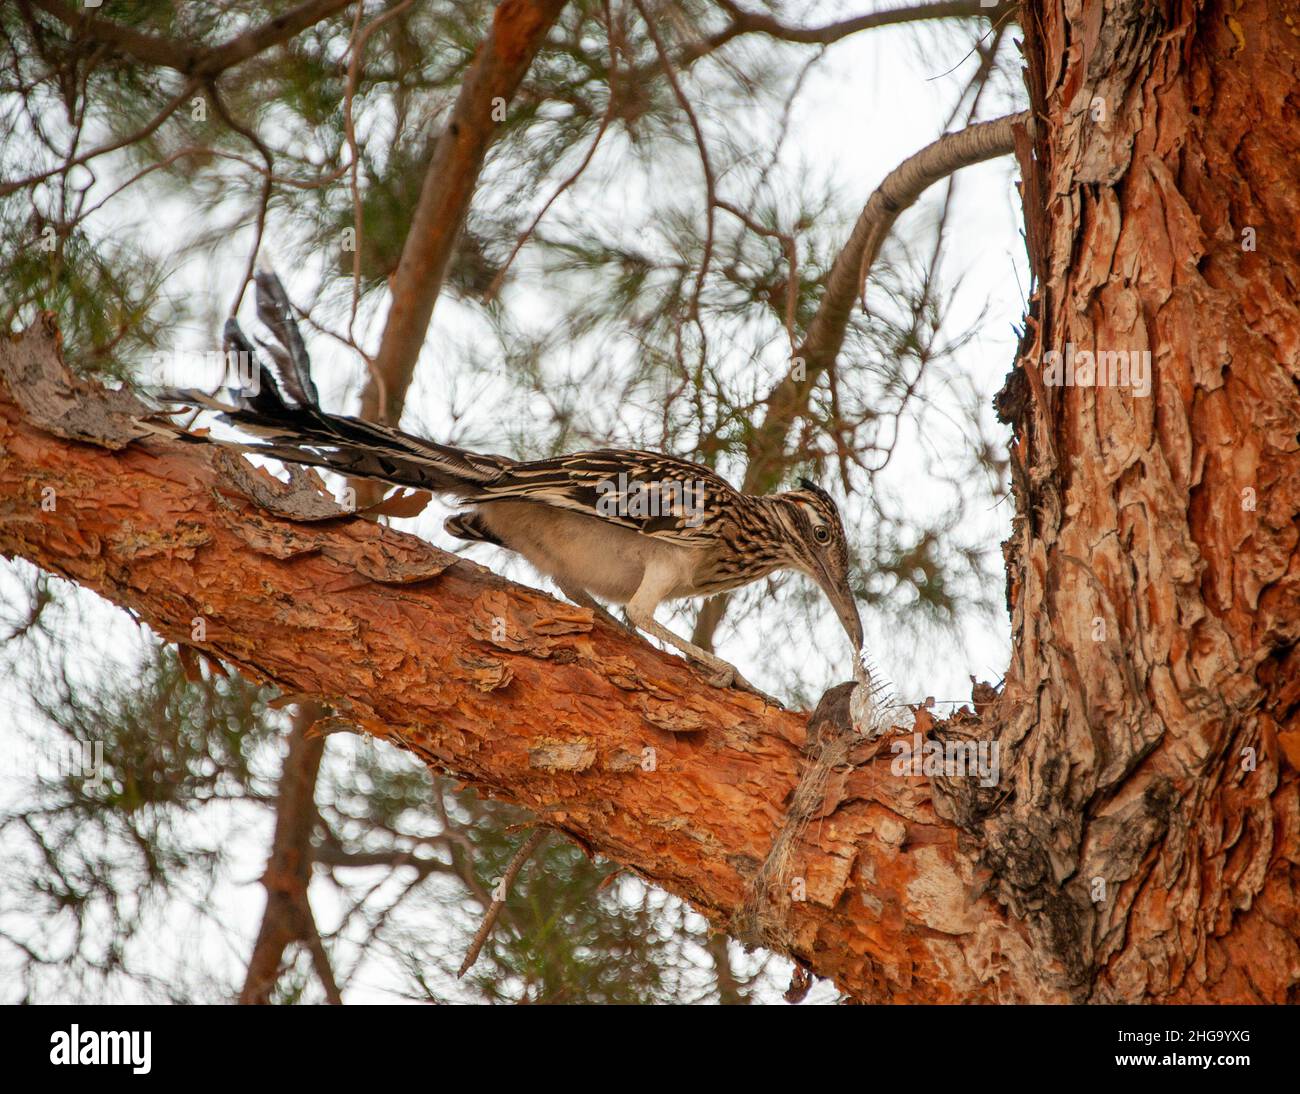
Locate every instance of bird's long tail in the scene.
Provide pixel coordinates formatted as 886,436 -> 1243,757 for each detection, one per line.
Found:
148,271 -> 510,497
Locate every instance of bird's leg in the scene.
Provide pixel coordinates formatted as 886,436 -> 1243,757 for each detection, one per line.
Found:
626,605 -> 732,681
624,591 -> 782,707
560,580 -> 778,702
556,581 -> 634,634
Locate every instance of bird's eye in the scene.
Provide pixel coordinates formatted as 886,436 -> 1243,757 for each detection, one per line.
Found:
813,526 -> 830,545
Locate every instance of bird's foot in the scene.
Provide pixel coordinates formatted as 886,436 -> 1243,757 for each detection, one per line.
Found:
702,660 -> 784,709
622,605 -> 785,708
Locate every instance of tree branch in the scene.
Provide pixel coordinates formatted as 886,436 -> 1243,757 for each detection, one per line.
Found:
692,110 -> 1027,651
0,317 -> 1040,1003
239,704 -> 330,1005
27,0 -> 358,78
457,827 -> 548,977
682,0 -> 1017,65
0,78 -> 199,199
364,0 -> 568,425
759,110 -> 1028,485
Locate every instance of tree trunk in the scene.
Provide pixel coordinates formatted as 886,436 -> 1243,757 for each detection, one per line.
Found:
2,0 -> 1298,1004
988,0 -> 1300,1001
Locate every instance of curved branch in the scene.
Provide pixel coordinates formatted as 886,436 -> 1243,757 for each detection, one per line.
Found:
759,111 -> 1028,482
825,113 -> 1025,353
27,0 -> 358,78
682,0 -> 1017,65
692,111 -> 1028,651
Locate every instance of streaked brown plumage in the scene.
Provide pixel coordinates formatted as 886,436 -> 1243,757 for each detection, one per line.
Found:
158,273 -> 863,701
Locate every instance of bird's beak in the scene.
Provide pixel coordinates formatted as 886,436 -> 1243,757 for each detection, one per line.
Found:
818,573 -> 863,654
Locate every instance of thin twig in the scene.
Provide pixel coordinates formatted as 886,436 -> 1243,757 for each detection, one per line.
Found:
925,2 -> 1017,82
343,0 -> 416,341
291,301 -> 371,364
716,198 -> 799,352
205,78 -> 275,318
632,0 -> 715,334
687,0 -> 1015,65
0,78 -> 198,198
77,146 -> 351,223
486,0 -> 621,303
456,827 -> 548,979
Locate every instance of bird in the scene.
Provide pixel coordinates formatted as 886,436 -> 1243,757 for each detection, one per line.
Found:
157,272 -> 863,701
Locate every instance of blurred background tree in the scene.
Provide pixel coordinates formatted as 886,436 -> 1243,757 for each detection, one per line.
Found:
0,0 -> 1024,1003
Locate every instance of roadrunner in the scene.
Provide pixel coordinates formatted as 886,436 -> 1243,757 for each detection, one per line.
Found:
161,273 -> 863,698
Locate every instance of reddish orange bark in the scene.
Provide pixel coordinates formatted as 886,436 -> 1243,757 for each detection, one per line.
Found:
988,0 -> 1300,1001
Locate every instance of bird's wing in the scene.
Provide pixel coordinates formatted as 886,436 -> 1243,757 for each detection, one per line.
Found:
467,449 -> 735,546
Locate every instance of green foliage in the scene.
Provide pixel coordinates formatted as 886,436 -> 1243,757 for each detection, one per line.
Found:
0,597 -> 285,999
